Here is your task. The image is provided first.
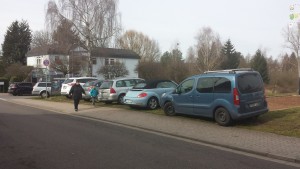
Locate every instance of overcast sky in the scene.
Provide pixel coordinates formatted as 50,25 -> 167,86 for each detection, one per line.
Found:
0,0 -> 297,59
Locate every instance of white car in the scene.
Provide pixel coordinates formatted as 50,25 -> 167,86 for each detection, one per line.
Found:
60,77 -> 97,98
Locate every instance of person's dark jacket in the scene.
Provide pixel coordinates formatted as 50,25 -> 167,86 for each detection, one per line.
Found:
69,84 -> 85,100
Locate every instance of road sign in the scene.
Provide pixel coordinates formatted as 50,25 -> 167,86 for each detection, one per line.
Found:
43,59 -> 50,67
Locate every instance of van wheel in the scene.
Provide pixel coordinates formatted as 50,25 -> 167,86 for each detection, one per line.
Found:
214,107 -> 232,126
118,94 -> 125,104
164,102 -> 176,116
147,97 -> 158,110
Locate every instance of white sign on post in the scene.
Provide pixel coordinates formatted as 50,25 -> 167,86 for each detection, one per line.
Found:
0,82 -> 4,85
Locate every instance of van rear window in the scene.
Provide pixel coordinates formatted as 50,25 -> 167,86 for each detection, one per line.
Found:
237,73 -> 263,94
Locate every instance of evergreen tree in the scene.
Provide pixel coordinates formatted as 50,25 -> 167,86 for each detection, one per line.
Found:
2,20 -> 32,65
220,39 -> 240,69
251,50 -> 270,84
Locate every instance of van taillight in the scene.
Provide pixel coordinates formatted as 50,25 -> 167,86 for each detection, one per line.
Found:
233,88 -> 240,106
110,88 -> 116,93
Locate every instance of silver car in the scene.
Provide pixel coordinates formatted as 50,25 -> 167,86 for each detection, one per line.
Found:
98,77 -> 144,104
82,79 -> 104,101
32,82 -> 52,98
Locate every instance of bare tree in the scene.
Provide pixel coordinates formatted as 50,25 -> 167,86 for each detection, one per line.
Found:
31,30 -> 53,49
52,18 -> 82,54
194,27 -> 223,72
283,24 -> 300,94
185,47 -> 198,75
97,61 -> 128,79
117,30 -> 160,62
46,0 -> 122,76
49,54 -> 83,75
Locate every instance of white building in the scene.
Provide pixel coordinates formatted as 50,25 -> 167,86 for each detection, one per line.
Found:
26,47 -> 140,79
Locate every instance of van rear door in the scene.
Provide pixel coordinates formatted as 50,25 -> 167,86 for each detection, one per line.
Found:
237,72 -> 267,113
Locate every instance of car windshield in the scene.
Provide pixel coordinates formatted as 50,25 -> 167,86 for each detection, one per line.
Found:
63,79 -> 74,84
133,83 -> 147,89
83,80 -> 97,87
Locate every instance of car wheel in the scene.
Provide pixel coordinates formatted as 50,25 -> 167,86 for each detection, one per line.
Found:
214,107 -> 232,126
147,97 -> 159,110
18,91 -> 23,96
40,91 -> 49,98
163,102 -> 176,116
118,94 -> 125,104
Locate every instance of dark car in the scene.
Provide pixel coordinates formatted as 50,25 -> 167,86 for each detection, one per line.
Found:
8,82 -> 33,96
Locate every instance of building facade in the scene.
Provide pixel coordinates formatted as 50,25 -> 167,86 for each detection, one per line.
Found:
26,47 -> 140,79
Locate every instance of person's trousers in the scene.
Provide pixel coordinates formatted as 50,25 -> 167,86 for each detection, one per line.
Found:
91,96 -> 97,105
73,99 -> 80,110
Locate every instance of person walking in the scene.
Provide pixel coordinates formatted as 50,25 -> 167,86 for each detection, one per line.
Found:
69,80 -> 85,111
89,85 -> 99,105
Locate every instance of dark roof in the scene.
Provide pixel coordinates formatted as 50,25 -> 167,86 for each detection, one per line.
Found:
27,46 -> 141,60
27,47 -> 66,57
91,48 -> 140,59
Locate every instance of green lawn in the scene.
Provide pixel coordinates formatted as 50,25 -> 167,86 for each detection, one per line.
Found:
36,96 -> 300,138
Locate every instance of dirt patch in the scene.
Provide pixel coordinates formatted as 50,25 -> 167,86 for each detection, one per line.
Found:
267,95 -> 300,111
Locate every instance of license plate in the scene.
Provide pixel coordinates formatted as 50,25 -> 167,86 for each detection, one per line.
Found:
125,99 -> 132,104
249,102 -> 260,108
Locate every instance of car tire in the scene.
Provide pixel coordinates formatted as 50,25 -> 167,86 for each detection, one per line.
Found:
147,97 -> 159,110
118,94 -> 125,104
163,102 -> 176,116
214,107 -> 232,126
18,91 -> 23,96
40,91 -> 49,98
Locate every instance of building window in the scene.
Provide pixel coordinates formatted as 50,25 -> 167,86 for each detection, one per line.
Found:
92,57 -> 97,65
105,58 -> 117,65
37,58 -> 41,66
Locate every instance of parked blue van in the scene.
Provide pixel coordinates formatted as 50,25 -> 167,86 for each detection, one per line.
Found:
160,69 -> 269,126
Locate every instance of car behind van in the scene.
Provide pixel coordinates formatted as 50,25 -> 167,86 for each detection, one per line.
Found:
160,69 -> 268,126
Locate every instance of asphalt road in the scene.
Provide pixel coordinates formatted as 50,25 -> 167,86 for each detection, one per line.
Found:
0,99 -> 298,169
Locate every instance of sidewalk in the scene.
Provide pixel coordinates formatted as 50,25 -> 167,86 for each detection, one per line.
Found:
8,98 -> 300,164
